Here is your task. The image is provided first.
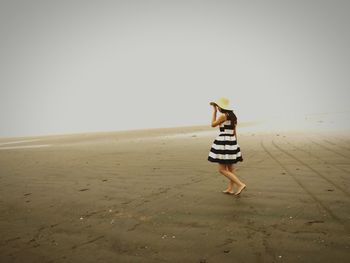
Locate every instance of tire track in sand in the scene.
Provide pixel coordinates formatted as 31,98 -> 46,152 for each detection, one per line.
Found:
271,139 -> 350,198
317,134 -> 350,151
282,138 -> 350,178
260,139 -> 343,225
308,138 -> 349,160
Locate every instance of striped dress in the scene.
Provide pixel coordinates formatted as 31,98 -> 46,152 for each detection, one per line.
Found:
207,116 -> 243,164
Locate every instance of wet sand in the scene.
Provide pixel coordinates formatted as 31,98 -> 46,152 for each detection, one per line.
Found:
0,125 -> 349,262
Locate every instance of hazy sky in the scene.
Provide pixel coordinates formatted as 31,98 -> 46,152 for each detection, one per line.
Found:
1,0 -> 349,137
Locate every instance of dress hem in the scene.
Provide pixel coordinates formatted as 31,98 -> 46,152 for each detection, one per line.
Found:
207,156 -> 243,164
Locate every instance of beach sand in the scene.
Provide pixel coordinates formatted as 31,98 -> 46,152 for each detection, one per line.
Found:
0,125 -> 349,262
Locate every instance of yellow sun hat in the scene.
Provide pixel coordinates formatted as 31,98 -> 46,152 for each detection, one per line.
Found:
209,97 -> 232,110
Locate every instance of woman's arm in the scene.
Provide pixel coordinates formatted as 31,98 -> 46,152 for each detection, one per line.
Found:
211,106 -> 227,127
211,106 -> 217,127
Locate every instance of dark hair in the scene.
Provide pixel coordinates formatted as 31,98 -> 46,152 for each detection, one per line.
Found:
221,108 -> 237,129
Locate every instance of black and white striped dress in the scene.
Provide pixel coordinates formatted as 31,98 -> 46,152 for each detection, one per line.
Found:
207,116 -> 243,164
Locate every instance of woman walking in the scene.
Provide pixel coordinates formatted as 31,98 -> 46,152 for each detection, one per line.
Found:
208,97 -> 246,196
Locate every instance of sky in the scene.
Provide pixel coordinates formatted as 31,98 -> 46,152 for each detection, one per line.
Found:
0,0 -> 349,137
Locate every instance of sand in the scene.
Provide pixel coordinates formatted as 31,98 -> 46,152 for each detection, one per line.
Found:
0,125 -> 350,263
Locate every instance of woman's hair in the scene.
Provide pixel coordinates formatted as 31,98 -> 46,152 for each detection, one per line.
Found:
220,108 -> 237,129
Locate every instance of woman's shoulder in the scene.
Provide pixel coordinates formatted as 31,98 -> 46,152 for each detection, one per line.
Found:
222,113 -> 231,121
217,113 -> 227,120
220,113 -> 230,124
220,112 -> 228,118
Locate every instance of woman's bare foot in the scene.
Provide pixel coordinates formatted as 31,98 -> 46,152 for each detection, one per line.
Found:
235,184 -> 246,196
222,189 -> 234,195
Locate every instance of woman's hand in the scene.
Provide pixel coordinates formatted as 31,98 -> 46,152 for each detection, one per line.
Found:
212,104 -> 217,112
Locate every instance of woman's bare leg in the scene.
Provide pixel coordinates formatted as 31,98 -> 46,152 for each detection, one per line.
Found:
223,174 -> 235,194
225,164 -> 236,192
228,164 -> 236,173
220,164 -> 234,194
218,163 -> 246,195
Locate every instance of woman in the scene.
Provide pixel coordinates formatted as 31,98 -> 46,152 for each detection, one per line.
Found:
207,97 -> 246,196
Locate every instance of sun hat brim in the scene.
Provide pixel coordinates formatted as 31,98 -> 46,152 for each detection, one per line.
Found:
210,100 -> 232,111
